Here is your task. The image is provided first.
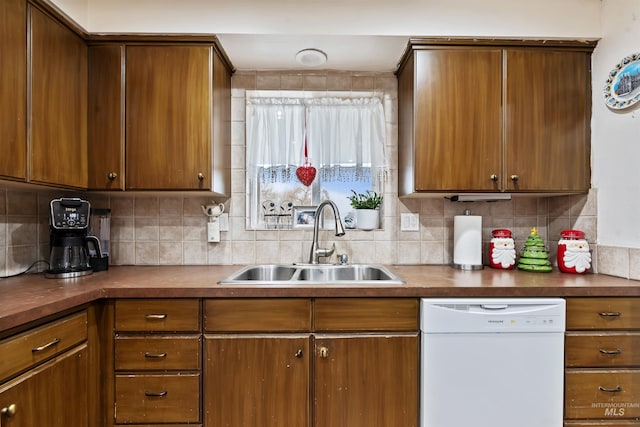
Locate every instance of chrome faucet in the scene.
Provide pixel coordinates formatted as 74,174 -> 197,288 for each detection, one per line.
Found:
308,200 -> 346,264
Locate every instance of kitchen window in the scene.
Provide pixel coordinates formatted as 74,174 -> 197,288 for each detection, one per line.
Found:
246,91 -> 388,230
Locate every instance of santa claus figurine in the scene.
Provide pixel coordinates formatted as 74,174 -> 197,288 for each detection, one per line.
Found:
489,229 -> 516,270
557,230 -> 591,274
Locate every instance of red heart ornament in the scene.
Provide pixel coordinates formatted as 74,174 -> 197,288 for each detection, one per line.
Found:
296,164 -> 316,187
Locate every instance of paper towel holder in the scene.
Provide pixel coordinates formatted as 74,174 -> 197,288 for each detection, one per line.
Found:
452,209 -> 484,270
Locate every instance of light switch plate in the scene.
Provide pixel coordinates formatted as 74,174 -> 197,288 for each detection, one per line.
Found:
400,213 -> 420,231
218,213 -> 229,231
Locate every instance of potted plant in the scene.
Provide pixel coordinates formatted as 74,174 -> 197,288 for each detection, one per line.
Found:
347,190 -> 383,230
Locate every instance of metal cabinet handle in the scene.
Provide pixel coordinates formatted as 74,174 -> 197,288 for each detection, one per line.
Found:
294,349 -> 303,358
598,312 -> 621,317
144,352 -> 168,359
107,172 -> 118,180
490,174 -> 499,182
599,385 -> 622,393
32,337 -> 60,353
198,173 -> 205,181
1,404 -> 17,417
599,348 -> 622,355
319,346 -> 329,358
145,314 -> 167,320
510,174 -> 519,182
144,390 -> 168,397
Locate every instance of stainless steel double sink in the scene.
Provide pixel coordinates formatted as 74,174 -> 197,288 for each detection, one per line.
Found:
219,264 -> 404,286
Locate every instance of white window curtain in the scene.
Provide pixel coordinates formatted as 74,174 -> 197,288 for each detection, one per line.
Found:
246,98 -> 306,183
307,97 -> 388,182
246,96 -> 388,183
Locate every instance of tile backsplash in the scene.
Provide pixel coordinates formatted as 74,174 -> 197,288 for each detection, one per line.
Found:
0,70 -> 635,280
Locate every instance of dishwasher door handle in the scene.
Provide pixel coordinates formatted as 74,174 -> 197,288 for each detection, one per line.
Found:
479,304 -> 509,310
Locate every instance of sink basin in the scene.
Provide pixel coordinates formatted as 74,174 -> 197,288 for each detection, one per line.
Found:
224,265 -> 298,282
219,264 -> 404,286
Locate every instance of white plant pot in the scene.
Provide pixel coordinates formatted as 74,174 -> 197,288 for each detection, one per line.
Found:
355,209 -> 379,230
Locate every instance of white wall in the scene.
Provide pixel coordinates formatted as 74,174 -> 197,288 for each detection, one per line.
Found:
50,0 -> 640,251
592,0 -> 640,248
50,0 -> 601,37
50,0 -> 88,28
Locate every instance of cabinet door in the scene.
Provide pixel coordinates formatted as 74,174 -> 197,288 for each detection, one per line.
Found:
505,49 -> 591,192
0,345 -> 88,427
204,335 -> 310,427
315,334 -> 419,427
30,6 -> 87,188
0,0 -> 27,180
126,45 -> 212,190
88,44 -> 124,190
413,49 -> 502,191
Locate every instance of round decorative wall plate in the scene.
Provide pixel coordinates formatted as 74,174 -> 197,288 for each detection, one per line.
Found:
604,52 -> 640,109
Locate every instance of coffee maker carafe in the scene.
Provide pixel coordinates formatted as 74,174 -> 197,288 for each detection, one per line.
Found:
46,198 -> 102,279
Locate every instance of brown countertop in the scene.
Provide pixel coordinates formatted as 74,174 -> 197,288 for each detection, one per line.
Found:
1,265 -> 638,332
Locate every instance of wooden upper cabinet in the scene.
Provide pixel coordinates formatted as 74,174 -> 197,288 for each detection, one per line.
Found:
211,46 -> 232,196
0,0 -> 27,181
505,49 -> 591,192
397,41 -> 593,196
125,44 -> 213,190
29,6 -> 87,189
88,44 -> 125,190
409,48 -> 503,192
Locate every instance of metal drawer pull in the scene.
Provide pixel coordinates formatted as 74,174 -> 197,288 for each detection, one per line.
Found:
598,312 -> 621,317
145,314 -> 167,320
144,352 -> 168,359
32,337 -> 61,353
599,348 -> 622,355
144,390 -> 168,397
1,404 -> 17,417
599,386 -> 623,393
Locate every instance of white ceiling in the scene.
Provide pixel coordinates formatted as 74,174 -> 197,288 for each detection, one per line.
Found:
54,0 -> 603,72
216,34 -> 409,72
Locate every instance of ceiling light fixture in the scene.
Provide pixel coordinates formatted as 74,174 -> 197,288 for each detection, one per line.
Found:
295,48 -> 327,67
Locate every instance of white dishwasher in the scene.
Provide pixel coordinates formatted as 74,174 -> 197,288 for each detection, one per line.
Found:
421,298 -> 565,427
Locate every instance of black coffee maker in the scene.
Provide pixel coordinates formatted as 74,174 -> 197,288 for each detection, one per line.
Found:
46,198 -> 103,279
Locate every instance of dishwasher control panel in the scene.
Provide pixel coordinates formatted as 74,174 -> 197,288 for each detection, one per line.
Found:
421,298 -> 566,333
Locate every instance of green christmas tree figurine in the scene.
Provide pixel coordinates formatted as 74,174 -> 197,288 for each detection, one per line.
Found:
517,227 -> 553,272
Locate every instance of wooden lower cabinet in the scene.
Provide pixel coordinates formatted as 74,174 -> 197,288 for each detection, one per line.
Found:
565,298 -> 640,426
0,344 -> 88,427
565,423 -> 640,426
203,298 -> 419,427
115,373 -> 200,424
314,333 -> 418,427
112,299 -> 202,427
204,335 -> 310,427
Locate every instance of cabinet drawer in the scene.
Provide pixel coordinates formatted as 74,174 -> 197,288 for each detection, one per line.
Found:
314,298 -> 418,331
567,298 -> 640,330
204,299 -> 311,332
565,422 -> 640,426
115,335 -> 201,371
115,299 -> 200,332
566,333 -> 640,367
115,373 -> 200,423
0,311 -> 87,382
565,370 -> 640,419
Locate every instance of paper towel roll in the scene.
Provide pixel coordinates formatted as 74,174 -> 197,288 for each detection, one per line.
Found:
453,214 -> 483,270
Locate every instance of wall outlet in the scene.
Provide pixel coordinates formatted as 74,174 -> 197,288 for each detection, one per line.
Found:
400,213 -> 420,231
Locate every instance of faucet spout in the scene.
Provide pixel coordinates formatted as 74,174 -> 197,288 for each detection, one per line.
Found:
308,200 -> 346,264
